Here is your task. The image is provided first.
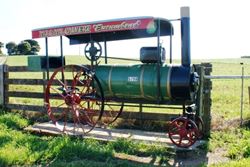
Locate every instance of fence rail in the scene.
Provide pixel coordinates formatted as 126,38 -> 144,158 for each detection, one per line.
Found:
0,64 -> 212,135
205,75 -> 250,79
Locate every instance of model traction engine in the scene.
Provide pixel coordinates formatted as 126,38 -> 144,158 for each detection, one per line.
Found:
32,7 -> 202,148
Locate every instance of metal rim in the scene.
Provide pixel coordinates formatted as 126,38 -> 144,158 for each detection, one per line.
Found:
168,117 -> 199,148
101,102 -> 124,126
195,116 -> 204,139
45,65 -> 104,134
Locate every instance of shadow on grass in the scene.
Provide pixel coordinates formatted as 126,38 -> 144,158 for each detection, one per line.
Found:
108,119 -> 210,166
170,141 -> 209,166
0,112 -> 211,166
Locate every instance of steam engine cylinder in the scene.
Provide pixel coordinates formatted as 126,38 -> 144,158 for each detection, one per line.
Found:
95,64 -> 198,102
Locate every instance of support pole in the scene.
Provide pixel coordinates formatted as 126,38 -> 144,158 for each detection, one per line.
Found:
43,71 -> 46,109
60,36 -> 65,82
156,19 -> 161,103
45,37 -> 49,80
60,36 -> 64,67
240,63 -> 244,126
104,41 -> 108,64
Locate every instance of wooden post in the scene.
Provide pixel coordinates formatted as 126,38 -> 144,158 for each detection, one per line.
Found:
248,86 -> 250,106
195,65 -> 204,118
195,63 -> 212,138
4,65 -> 9,107
0,64 -> 8,107
202,63 -> 212,137
0,65 -> 4,105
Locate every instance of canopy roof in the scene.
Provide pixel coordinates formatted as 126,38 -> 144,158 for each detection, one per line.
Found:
32,17 -> 174,44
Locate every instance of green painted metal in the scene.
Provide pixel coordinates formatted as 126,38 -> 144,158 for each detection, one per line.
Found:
95,64 -> 171,101
27,56 -> 64,71
27,56 -> 44,71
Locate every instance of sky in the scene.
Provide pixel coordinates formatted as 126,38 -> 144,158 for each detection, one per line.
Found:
1,0 -> 250,59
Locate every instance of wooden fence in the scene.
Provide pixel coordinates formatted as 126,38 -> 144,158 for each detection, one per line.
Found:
0,63 -> 212,135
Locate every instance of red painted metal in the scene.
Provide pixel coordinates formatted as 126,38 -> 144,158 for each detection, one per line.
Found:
32,17 -> 154,38
168,117 -> 199,148
45,65 -> 104,134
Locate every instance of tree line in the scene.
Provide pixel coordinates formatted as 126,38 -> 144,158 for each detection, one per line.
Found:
0,39 -> 40,56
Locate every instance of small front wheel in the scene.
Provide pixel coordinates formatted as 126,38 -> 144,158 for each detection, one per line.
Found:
168,117 -> 199,148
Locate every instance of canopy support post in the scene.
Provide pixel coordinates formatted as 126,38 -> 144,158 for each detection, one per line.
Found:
104,41 -> 108,64
156,19 -> 161,103
45,37 -> 49,80
60,36 -> 65,81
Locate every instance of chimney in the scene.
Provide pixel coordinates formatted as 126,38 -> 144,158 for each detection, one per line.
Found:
181,7 -> 191,67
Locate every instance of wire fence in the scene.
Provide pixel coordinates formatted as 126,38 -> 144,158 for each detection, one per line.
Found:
204,63 -> 250,125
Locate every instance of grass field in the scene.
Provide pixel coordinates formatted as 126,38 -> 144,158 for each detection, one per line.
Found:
1,55 -> 250,166
0,112 -> 174,166
5,56 -> 250,120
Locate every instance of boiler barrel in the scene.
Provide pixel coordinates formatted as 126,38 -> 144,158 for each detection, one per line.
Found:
95,64 -> 194,102
95,64 -> 171,101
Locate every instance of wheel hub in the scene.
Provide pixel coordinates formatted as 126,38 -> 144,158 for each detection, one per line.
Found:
65,94 -> 81,105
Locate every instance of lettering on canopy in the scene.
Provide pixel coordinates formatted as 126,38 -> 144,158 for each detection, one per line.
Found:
32,18 -> 154,39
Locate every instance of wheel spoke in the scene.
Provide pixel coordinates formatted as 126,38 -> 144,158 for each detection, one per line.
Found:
56,102 -> 66,108
184,119 -> 188,128
54,75 -> 67,88
46,65 -> 104,135
178,136 -> 183,145
168,117 -> 198,148
63,109 -> 68,132
79,107 -> 94,126
169,128 -> 180,136
50,86 -> 66,99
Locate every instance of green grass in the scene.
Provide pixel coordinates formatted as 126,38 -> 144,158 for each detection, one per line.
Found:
3,55 -> 250,166
211,158 -> 250,167
0,111 -> 173,166
5,56 -> 250,120
1,111 -> 249,166
208,127 -> 250,159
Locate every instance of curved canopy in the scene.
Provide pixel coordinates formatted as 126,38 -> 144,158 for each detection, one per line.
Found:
32,17 -> 174,44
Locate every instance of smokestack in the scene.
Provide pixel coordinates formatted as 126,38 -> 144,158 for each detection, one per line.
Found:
181,7 -> 191,67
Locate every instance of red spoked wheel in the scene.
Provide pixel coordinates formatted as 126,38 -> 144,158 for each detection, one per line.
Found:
101,102 -> 124,126
45,65 -> 104,134
168,117 -> 199,148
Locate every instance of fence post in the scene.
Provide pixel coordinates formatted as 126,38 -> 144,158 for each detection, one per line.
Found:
248,86 -> 250,106
195,65 -> 204,118
202,63 -> 212,137
4,65 -> 9,107
195,63 -> 212,137
0,65 -> 4,105
0,64 -> 8,107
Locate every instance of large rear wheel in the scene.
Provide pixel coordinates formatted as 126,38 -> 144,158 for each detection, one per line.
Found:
45,65 -> 104,134
101,102 -> 124,126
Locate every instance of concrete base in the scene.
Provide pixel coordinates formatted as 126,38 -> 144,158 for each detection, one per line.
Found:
25,121 -> 205,150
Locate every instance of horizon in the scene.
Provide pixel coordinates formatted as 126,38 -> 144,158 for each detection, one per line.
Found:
1,0 -> 250,59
